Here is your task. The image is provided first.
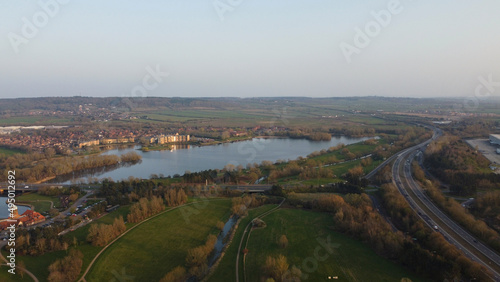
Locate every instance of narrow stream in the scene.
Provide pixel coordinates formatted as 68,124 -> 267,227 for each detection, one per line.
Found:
208,216 -> 238,267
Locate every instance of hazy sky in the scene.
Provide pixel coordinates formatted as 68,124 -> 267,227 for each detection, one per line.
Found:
1,0 -> 499,98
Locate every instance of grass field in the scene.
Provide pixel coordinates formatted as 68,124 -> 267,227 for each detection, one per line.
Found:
16,193 -> 61,213
0,116 -> 72,125
244,208 -> 424,282
0,146 -> 25,156
85,199 -> 232,281
207,204 -> 279,282
276,159 -> 383,186
15,250 -> 67,282
0,265 -> 34,281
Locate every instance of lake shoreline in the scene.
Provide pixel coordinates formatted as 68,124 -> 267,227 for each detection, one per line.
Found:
47,136 -> 375,184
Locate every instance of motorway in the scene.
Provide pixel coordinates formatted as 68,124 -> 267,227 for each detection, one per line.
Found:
391,126 -> 500,280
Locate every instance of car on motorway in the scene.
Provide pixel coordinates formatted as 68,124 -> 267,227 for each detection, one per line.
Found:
433,225 -> 438,230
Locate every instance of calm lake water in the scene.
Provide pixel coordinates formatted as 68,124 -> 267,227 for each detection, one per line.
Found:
0,197 -> 30,218
51,136 -> 372,184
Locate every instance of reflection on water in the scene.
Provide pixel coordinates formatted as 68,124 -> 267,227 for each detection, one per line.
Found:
50,161 -> 141,184
170,144 -> 190,151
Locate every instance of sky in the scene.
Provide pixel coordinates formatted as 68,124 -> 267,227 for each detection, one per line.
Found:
1,0 -> 499,99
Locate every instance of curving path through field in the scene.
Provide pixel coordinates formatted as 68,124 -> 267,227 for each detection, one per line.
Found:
0,241 -> 39,282
78,199 -> 224,282
235,198 -> 285,282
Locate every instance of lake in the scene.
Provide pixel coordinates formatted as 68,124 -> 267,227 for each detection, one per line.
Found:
51,136 -> 373,184
0,197 -> 30,218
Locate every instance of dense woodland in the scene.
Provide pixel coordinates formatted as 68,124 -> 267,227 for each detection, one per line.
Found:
16,225 -> 70,256
472,191 -> 500,233
412,162 -> 500,252
425,135 -> 500,196
441,119 -> 500,139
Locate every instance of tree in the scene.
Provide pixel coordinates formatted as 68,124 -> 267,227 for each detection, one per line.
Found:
186,247 -> 208,267
221,131 -> 230,140
216,221 -> 225,231
160,266 -> 187,282
17,260 -> 26,279
266,185 -> 285,197
224,164 -> 236,172
48,250 -> 83,282
44,147 -> 56,159
69,193 -> 79,202
263,255 -> 289,282
277,234 -> 288,249
112,216 -> 126,236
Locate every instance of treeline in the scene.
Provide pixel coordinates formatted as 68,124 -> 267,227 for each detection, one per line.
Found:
164,189 -> 188,207
1,151 -> 141,182
185,234 -> 217,279
286,126 -> 376,139
100,179 -> 192,211
472,191 -> 500,233
182,169 -> 218,183
424,135 -> 500,196
38,186 -> 81,197
127,196 -> 165,223
298,166 -> 333,180
86,201 -> 108,219
379,184 -> 489,281
330,126 -> 377,137
231,194 -> 272,217
119,151 -> 142,163
413,163 -> 500,252
87,216 -> 126,246
288,190 -> 489,281
441,118 -> 499,138
307,132 -> 331,141
47,250 -> 83,282
16,225 -> 70,256
99,179 -> 156,205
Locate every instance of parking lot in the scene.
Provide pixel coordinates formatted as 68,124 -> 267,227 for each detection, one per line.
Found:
466,139 -> 500,170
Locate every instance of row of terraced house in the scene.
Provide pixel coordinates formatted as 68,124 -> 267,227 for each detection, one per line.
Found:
76,137 -> 136,148
150,133 -> 190,145
77,134 -> 190,148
